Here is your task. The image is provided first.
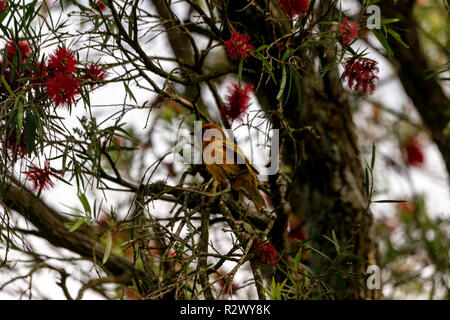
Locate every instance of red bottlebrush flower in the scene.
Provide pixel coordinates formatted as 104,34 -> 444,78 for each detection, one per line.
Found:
0,1 -> 7,14
47,47 -> 77,74
216,269 -> 239,295
24,161 -> 58,192
124,287 -> 143,300
31,62 -> 47,80
279,0 -> 310,18
221,82 -> 253,123
97,1 -> 107,12
338,18 -> 359,46
46,73 -> 80,107
84,63 -> 107,86
288,225 -> 306,249
7,40 -> 31,60
2,125 -> 27,158
218,278 -> 239,295
341,58 -> 379,94
253,241 -> 278,266
396,201 -> 415,214
404,138 -> 425,166
288,224 -> 310,260
224,31 -> 254,61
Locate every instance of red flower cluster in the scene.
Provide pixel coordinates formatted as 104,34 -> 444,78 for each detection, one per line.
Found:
279,0 -> 310,18
45,47 -> 81,107
253,241 -> 278,266
288,223 -> 310,260
396,201 -> 415,214
97,1 -> 107,12
1,41 -> 105,109
288,225 -> 306,250
0,1 -> 7,14
47,47 -> 77,74
24,161 -> 58,192
84,63 -> 107,87
1,125 -> 27,158
404,138 -> 425,166
218,277 -> 238,295
338,18 -> 359,46
342,58 -> 379,94
46,73 -> 81,106
221,82 -> 253,123
224,31 -> 254,61
0,40 -> 33,98
7,40 -> 31,61
124,287 -> 143,300
42,47 -> 106,106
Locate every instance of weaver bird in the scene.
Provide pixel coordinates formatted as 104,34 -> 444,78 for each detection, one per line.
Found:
199,123 -> 265,211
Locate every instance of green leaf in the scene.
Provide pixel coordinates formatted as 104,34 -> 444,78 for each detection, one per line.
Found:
123,82 -> 137,104
387,28 -> 409,48
17,100 -> 23,133
294,248 -> 302,271
69,217 -> 86,232
277,65 -> 287,102
254,51 -> 277,84
78,193 -> 91,215
298,262 -> 317,277
290,66 -> 302,106
332,230 -> 340,253
255,44 -> 270,52
342,253 -> 370,264
103,231 -> 113,264
373,199 -> 406,203
365,167 -> 370,198
25,111 -> 36,155
381,18 -> 400,25
281,49 -> 292,62
290,236 -> 315,247
104,145 -> 136,152
0,76 -> 14,96
323,233 -> 340,253
372,29 -> 393,58
238,58 -> 243,87
370,142 -> 376,169
305,245 -> 332,262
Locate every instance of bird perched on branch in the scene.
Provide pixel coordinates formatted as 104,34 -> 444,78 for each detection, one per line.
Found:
199,123 -> 265,211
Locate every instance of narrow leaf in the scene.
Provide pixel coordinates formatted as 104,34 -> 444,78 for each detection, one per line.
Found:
103,231 -> 112,264
365,167 -> 370,198
370,142 -> 376,169
277,66 -> 287,101
374,199 -> 406,203
69,218 -> 86,232
78,193 -> 91,214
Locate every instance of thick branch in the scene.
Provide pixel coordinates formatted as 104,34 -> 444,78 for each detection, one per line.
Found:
0,178 -> 155,291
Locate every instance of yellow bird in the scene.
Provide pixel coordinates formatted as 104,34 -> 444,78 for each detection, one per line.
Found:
200,123 -> 265,211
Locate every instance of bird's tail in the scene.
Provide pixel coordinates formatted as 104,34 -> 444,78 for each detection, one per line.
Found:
244,181 -> 265,211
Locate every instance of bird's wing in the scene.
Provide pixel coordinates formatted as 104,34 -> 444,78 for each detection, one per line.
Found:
223,139 -> 259,175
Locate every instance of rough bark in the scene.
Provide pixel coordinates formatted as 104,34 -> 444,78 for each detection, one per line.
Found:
381,0 -> 450,178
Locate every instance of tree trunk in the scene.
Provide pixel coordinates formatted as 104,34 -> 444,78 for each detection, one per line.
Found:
224,1 -> 381,299
381,0 -> 450,179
